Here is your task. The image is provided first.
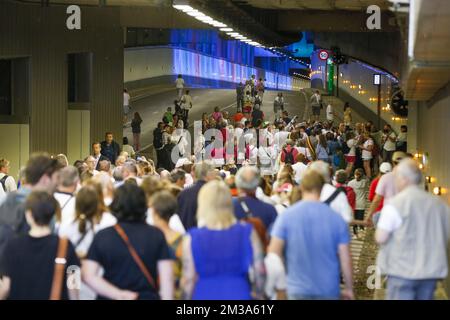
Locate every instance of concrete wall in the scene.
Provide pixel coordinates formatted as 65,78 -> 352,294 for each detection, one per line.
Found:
415,81 -> 450,205
125,47 -> 174,83
313,32 -> 403,76
0,124 -> 29,181
67,110 -> 91,165
0,1 -> 124,174
311,56 -> 402,132
411,81 -> 450,298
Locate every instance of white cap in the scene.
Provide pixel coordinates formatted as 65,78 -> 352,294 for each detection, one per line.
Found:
380,162 -> 392,174
175,157 -> 191,168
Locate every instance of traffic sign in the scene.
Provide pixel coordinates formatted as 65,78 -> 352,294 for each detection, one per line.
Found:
318,50 -> 329,61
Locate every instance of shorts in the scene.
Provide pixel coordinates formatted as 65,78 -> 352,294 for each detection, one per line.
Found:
345,155 -> 356,164
312,106 -> 321,116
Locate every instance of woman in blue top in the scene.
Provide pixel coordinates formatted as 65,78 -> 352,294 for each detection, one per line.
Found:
316,134 -> 330,163
181,180 -> 265,300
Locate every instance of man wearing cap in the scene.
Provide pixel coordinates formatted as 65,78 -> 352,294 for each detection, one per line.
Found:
366,162 -> 392,226
364,152 -> 408,226
375,159 -> 450,300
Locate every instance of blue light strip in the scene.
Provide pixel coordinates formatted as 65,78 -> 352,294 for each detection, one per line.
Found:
171,46 -> 303,90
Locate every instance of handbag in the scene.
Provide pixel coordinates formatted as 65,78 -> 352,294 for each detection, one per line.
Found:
114,224 -> 158,293
50,237 -> 69,300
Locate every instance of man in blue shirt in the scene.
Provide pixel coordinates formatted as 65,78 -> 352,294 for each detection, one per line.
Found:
100,132 -> 120,165
232,166 -> 277,230
268,169 -> 354,300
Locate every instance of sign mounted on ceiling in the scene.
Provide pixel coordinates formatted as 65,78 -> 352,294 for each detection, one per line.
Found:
373,74 -> 381,85
318,50 -> 329,61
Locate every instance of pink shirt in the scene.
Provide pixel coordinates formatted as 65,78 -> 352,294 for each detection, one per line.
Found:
212,112 -> 222,122
375,172 -> 397,200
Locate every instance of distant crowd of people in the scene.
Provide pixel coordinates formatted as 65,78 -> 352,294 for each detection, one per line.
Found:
0,84 -> 448,301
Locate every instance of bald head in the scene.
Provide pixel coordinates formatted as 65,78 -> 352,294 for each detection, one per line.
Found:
394,158 -> 423,192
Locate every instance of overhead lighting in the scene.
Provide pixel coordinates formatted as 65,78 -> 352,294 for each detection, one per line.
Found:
187,10 -> 204,17
227,32 -> 240,36
173,5 -> 194,12
220,28 -> 233,32
196,16 -> 213,22
210,21 -> 227,27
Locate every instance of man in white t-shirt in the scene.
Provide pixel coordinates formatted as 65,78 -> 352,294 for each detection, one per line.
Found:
292,154 -> 308,185
309,161 -> 353,223
175,74 -> 185,99
382,124 -> 397,163
180,90 -> 193,125
326,104 -> 334,124
0,158 -> 17,194
53,166 -> 79,226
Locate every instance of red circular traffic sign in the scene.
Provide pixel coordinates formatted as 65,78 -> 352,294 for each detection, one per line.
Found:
318,50 -> 329,61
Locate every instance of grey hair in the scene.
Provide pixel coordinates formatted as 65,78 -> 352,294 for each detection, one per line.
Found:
123,161 -> 138,176
235,166 -> 260,191
395,158 -> 423,185
112,166 -> 125,182
309,160 -> 331,183
58,166 -> 79,188
193,161 -> 215,181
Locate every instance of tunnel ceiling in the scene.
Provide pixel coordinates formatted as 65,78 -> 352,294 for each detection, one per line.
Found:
231,0 -> 391,11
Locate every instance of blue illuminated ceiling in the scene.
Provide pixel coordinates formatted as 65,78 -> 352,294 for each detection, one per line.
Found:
287,32 -> 315,58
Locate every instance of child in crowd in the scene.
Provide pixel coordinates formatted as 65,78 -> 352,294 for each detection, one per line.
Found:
348,168 -> 368,237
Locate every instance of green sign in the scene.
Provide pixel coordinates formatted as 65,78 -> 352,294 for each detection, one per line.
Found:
327,59 -> 334,94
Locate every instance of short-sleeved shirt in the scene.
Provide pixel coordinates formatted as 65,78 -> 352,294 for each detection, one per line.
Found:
346,139 -> 356,156
86,222 -> 171,300
383,132 -> 397,151
175,78 -> 184,89
375,172 -> 397,200
123,92 -> 130,106
377,204 -> 402,233
271,201 -> 350,298
0,234 -> 80,300
0,173 -> 17,193
369,177 -> 384,212
348,178 -> 368,210
362,139 -> 374,160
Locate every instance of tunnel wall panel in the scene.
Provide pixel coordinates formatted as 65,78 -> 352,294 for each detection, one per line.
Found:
0,2 -> 123,167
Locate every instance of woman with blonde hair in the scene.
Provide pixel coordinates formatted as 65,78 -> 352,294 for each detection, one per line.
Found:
181,180 -> 265,300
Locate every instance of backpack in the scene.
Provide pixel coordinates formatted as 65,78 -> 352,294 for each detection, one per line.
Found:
0,175 -> 8,192
0,192 -> 29,259
153,128 -> 164,149
324,187 -> 346,206
283,147 -> 295,165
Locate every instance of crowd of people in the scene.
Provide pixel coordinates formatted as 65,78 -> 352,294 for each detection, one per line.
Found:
0,83 -> 449,301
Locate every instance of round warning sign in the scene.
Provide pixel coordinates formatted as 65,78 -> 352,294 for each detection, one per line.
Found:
318,50 -> 329,61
